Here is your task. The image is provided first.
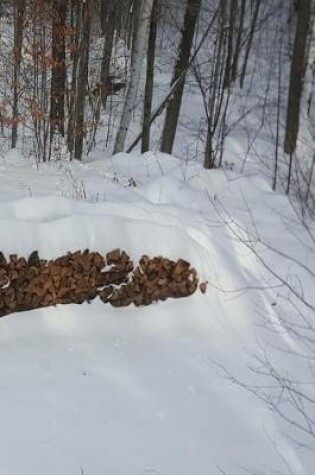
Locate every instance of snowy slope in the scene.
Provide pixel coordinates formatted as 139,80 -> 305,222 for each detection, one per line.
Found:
0,150 -> 314,475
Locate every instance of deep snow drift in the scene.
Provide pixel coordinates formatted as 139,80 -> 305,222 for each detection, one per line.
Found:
0,150 -> 314,475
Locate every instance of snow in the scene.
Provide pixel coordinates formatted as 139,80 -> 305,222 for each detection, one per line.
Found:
0,149 -> 314,475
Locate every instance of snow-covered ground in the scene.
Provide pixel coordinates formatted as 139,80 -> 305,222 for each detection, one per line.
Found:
0,149 -> 314,475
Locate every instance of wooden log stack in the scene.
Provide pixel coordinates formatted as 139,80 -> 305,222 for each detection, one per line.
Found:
0,249 -> 199,318
101,256 -> 198,307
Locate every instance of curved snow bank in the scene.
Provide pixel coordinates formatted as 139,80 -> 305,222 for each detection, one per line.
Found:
0,152 -> 313,475
0,193 -> 257,330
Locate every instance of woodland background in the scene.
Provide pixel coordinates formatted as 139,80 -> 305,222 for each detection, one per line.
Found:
0,3 -> 314,473
0,0 -> 313,214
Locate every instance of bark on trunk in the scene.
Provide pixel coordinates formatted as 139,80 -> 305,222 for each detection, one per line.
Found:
239,0 -> 261,88
284,0 -> 311,155
141,0 -> 158,153
12,0 -> 26,149
74,0 -> 91,160
68,0 -> 81,157
49,0 -> 67,156
160,0 -> 201,155
114,0 -> 155,154
231,0 -> 246,82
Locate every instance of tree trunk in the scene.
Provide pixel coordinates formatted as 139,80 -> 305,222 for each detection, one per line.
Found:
12,0 -> 26,149
239,0 -> 261,89
204,0 -> 227,169
49,0 -> 67,158
284,0 -> 311,155
114,0 -> 155,154
100,30 -> 115,108
127,8 -> 218,153
160,0 -> 201,155
231,0 -> 246,82
223,0 -> 238,89
141,0 -> 158,153
100,0 -> 118,108
74,0 -> 91,161
68,0 -> 81,157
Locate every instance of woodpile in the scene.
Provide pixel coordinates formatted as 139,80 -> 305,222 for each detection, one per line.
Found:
0,249 -> 199,318
101,256 -> 198,307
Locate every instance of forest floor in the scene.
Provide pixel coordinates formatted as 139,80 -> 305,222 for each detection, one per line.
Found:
0,148 -> 314,475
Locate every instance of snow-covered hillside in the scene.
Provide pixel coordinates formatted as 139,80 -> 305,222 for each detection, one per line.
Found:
0,150 -> 313,475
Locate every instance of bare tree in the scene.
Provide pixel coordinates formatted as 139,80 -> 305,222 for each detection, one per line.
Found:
49,0 -> 67,159
127,8 -> 218,153
223,0 -> 238,89
114,0 -> 155,154
160,0 -> 202,155
239,0 -> 261,89
12,0 -> 26,148
74,0 -> 92,160
284,0 -> 312,183
141,0 -> 158,153
68,0 -> 81,158
231,0 -> 246,83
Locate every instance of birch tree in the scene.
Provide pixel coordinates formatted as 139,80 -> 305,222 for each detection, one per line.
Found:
114,0 -> 154,154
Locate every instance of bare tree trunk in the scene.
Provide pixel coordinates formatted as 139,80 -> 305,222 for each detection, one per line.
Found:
160,0 -> 202,155
204,0 -> 227,169
231,0 -> 246,82
131,0 -> 141,65
114,0 -> 154,154
223,0 -> 238,89
100,28 -> 115,108
273,33 -> 282,191
68,0 -> 81,158
74,0 -> 91,161
126,9 -> 218,153
284,0 -> 311,156
239,0 -> 261,89
141,0 -> 158,153
100,0 -> 118,108
49,0 -> 67,159
12,0 -> 26,149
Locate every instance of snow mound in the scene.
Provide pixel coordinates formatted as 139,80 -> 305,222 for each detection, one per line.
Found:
0,152 -> 313,475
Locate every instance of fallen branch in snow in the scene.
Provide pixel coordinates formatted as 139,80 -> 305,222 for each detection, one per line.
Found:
0,249 -> 199,317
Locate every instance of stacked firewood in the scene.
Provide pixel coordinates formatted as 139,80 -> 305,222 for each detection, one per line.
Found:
101,256 -> 198,307
0,249 -> 199,317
